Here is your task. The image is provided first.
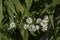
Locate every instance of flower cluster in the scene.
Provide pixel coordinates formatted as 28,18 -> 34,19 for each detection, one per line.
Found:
40,16 -> 49,31
8,16 -> 49,32
23,16 -> 49,32
23,17 -> 39,32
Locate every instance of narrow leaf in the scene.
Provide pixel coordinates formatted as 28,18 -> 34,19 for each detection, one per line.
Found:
21,30 -> 29,40
25,0 -> 33,10
53,0 -> 60,5
30,31 -> 37,36
7,8 -> 14,21
0,0 -> 4,24
57,36 -> 60,40
49,15 -> 54,29
23,30 -> 29,40
12,0 -> 24,13
5,0 -> 17,15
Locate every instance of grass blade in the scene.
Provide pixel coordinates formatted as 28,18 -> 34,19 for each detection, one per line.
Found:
0,0 -> 4,24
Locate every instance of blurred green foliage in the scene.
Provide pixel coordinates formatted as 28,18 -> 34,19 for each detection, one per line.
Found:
0,0 -> 60,40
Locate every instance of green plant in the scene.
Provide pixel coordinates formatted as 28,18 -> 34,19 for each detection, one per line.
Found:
0,0 -> 60,40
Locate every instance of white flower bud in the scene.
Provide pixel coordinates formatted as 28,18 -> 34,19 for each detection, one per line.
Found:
35,25 -> 39,30
44,15 -> 49,22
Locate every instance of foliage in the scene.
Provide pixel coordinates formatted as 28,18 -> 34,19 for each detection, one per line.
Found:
0,0 -> 60,40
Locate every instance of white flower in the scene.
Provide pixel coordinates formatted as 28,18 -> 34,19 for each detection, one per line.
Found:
23,24 -> 29,29
35,25 -> 39,30
8,22 -> 16,30
36,18 -> 41,23
44,15 -> 49,19
40,20 -> 48,31
26,17 -> 33,24
40,21 -> 48,27
40,16 -> 49,31
28,24 -> 36,32
44,15 -> 49,22
40,15 -> 49,27
41,26 -> 48,31
10,22 -> 16,28
42,20 -> 48,23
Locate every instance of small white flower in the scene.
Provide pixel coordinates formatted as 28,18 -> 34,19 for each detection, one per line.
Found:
41,26 -> 48,31
8,22 -> 16,30
42,20 -> 48,23
23,24 -> 29,29
28,24 -> 36,32
40,19 -> 48,31
44,15 -> 49,22
40,15 -> 49,27
40,21 -> 48,27
44,16 -> 49,19
26,17 -> 33,24
36,18 -> 41,23
35,25 -> 39,30
10,22 -> 16,28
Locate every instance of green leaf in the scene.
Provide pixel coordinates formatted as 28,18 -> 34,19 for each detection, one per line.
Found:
25,0 -> 33,10
40,1 -> 56,15
0,33 -> 3,40
30,31 -> 37,36
12,0 -> 24,13
57,36 -> 60,40
40,0 -> 60,15
7,8 -> 14,21
50,36 -> 54,40
49,15 -> 54,29
53,0 -> 60,5
5,0 -> 17,15
57,20 -> 60,25
23,30 -> 29,40
23,10 -> 29,19
21,30 -> 29,40
5,0 -> 16,21
7,7 -> 14,17
56,27 -> 60,31
0,0 -> 4,24
56,16 -> 60,20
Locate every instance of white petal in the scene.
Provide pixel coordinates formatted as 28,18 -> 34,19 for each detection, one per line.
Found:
42,20 -> 48,23
44,15 -> 49,19
44,16 -> 49,22
36,25 -> 39,30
